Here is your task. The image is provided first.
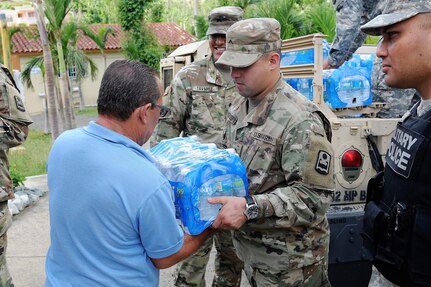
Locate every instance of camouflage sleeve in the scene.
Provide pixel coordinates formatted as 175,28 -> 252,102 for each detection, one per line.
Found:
253,116 -> 334,227
0,68 -> 33,201
150,72 -> 190,147
328,0 -> 366,67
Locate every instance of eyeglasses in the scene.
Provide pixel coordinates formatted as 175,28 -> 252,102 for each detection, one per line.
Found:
152,103 -> 170,117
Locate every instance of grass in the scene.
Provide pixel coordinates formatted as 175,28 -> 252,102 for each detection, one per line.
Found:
8,107 -> 97,180
9,130 -> 53,178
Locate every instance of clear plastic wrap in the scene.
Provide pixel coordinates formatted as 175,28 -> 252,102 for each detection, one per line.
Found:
150,136 -> 248,235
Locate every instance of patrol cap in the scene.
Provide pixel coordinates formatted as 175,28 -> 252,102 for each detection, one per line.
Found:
361,0 -> 431,35
206,6 -> 243,36
216,18 -> 282,68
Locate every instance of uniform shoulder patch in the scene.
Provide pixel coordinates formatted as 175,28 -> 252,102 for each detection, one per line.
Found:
14,95 -> 26,112
315,150 -> 331,175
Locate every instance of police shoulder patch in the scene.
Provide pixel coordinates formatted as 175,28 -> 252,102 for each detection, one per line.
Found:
315,150 -> 331,175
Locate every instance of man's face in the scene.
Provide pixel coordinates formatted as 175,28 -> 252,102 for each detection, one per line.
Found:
230,54 -> 274,100
377,14 -> 431,92
209,34 -> 227,62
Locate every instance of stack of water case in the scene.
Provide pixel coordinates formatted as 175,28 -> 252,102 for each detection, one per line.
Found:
284,40 -> 375,108
150,136 -> 248,235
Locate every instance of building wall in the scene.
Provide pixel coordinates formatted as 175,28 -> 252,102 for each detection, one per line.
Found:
17,51 -> 126,115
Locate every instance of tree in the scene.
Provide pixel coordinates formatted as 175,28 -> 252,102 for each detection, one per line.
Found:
248,0 -> 305,39
118,0 -> 163,69
81,25 -> 115,71
304,1 -> 336,42
44,0 -> 75,130
34,0 -> 60,140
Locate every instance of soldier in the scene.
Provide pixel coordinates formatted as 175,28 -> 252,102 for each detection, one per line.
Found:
323,0 -> 417,118
150,6 -> 244,287
361,1 -> 431,286
0,64 -> 32,286
211,18 -> 335,286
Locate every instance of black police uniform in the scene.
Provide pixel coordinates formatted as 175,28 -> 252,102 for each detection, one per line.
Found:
363,104 -> 431,286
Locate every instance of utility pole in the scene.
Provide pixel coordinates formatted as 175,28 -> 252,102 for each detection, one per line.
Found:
0,13 -> 11,69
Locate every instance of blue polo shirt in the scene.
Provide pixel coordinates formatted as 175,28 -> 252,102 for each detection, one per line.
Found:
45,121 -> 184,287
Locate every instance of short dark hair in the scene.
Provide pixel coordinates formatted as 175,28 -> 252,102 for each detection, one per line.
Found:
97,60 -> 160,120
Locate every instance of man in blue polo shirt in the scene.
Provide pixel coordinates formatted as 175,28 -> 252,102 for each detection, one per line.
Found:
45,60 -> 215,287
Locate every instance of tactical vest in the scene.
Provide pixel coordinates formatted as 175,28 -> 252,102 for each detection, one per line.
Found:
364,105 -> 431,286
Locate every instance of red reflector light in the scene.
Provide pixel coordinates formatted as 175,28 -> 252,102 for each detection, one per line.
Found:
341,149 -> 363,168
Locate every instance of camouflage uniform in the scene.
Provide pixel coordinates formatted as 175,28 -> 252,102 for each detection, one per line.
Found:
0,65 -> 32,286
218,18 -> 335,287
329,0 -> 417,118
150,7 -> 244,287
151,55 -> 237,145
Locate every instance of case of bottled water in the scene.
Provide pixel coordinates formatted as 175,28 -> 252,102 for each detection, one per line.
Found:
281,39 -> 330,67
285,49 -> 374,108
150,136 -> 248,235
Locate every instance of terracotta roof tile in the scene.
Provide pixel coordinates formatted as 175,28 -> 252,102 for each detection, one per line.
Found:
147,22 -> 196,47
12,22 -> 196,54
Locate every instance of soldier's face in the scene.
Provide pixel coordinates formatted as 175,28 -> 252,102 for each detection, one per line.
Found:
209,34 -> 227,61
231,52 -> 280,101
377,14 -> 431,95
231,54 -> 273,100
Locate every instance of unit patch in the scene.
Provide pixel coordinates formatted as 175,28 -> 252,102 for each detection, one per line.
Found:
315,150 -> 331,175
14,95 -> 25,112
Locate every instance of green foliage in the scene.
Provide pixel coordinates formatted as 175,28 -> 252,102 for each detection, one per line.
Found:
194,15 -> 208,39
304,1 -> 336,41
118,0 -> 148,31
365,36 -> 381,45
71,0 -> 119,24
248,0 -> 305,39
118,0 -> 163,69
10,164 -> 25,188
145,1 -> 165,22
9,130 -> 53,178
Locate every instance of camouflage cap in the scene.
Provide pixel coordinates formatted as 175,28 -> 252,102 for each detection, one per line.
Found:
206,6 -> 244,36
216,18 -> 282,68
361,0 -> 431,35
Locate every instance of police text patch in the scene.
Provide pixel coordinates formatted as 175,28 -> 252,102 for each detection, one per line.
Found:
315,150 -> 331,175
386,125 -> 422,178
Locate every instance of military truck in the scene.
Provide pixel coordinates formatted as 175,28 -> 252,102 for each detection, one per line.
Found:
160,33 -> 397,287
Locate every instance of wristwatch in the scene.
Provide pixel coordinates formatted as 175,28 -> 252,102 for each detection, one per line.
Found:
244,195 -> 260,220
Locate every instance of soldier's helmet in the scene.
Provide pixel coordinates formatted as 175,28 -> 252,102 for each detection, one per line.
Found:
216,18 -> 282,68
361,0 -> 431,35
206,6 -> 243,36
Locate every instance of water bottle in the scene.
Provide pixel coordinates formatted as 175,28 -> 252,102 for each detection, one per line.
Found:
297,78 -> 313,100
323,66 -> 372,108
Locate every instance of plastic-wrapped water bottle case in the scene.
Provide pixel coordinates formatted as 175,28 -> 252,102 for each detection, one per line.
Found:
150,136 -> 248,235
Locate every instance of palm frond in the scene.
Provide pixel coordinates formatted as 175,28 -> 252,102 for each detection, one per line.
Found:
20,56 -> 45,89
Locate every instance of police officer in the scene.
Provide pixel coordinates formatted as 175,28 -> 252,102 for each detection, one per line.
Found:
323,0 -> 418,118
210,18 -> 334,286
150,6 -> 244,287
361,1 -> 431,285
0,64 -> 32,286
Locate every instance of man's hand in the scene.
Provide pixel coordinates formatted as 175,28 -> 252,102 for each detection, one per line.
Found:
208,196 -> 247,230
323,59 -> 344,70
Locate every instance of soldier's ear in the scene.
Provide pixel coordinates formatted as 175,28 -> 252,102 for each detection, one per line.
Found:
269,52 -> 280,70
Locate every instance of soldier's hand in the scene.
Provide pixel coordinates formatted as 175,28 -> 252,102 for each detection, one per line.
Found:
209,196 -> 247,230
